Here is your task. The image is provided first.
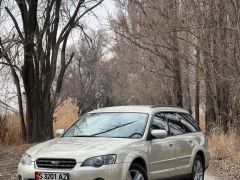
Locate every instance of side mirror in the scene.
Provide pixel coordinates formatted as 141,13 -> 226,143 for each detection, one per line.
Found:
151,129 -> 167,139
55,129 -> 65,138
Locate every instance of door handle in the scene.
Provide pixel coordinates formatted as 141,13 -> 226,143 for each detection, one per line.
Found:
169,143 -> 174,147
188,140 -> 194,145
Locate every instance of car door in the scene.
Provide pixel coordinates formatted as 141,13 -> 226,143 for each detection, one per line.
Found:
165,113 -> 196,176
149,113 -> 177,179
177,113 -> 202,174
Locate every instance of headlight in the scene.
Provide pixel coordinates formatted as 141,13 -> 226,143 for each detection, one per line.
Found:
81,154 -> 117,167
21,153 -> 32,165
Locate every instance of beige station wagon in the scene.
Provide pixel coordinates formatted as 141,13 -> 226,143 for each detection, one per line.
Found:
18,105 -> 210,180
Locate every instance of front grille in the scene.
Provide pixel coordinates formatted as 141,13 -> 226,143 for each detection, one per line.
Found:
36,158 -> 77,169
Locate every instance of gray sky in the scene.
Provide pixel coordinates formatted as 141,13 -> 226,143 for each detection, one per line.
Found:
69,0 -> 116,45
84,0 -> 116,30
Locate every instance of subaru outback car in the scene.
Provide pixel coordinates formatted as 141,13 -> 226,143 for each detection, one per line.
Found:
18,105 -> 210,180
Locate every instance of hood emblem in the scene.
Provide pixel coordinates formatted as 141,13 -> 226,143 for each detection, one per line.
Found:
51,161 -> 60,165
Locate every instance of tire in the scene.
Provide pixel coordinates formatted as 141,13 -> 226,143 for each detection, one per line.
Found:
189,155 -> 204,180
126,163 -> 148,180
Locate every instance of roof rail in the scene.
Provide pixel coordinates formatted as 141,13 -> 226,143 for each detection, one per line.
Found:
150,105 -> 182,108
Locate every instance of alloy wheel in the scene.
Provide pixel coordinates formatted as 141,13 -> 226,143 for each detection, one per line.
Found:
193,159 -> 204,180
126,169 -> 145,180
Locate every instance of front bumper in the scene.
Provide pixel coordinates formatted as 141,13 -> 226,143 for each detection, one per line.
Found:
18,162 -> 130,180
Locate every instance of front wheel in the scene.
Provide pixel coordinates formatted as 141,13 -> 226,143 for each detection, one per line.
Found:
189,155 -> 204,180
126,163 -> 148,180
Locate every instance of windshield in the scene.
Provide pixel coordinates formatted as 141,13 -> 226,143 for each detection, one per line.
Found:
63,113 -> 148,139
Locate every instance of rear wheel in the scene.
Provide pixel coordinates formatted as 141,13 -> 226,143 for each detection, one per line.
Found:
126,163 -> 148,180
189,155 -> 204,180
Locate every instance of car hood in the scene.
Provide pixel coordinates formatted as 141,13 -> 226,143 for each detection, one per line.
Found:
27,137 -> 140,162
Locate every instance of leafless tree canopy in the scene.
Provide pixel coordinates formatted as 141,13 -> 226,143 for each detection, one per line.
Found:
62,30 -> 112,114
108,0 -> 240,133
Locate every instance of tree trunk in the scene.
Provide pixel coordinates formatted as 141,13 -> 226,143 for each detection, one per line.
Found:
23,84 -> 54,142
172,0 -> 183,107
205,81 -> 216,133
22,28 -> 49,142
195,47 -> 200,125
41,95 -> 54,139
186,62 -> 192,114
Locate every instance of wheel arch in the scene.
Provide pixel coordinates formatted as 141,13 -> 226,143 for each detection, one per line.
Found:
130,156 -> 147,172
120,155 -> 148,180
195,150 -> 205,170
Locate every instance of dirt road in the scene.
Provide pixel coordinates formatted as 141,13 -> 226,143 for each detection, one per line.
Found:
205,172 -> 222,180
0,145 -> 234,180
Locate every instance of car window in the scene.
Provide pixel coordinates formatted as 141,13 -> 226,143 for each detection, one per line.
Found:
152,113 -> 169,132
176,114 -> 198,133
165,113 -> 185,135
179,113 -> 200,132
63,113 -> 148,139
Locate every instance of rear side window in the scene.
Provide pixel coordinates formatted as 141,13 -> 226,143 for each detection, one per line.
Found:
178,113 -> 200,132
165,113 -> 185,135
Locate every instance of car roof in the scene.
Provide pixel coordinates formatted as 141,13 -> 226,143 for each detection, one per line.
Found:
88,105 -> 190,115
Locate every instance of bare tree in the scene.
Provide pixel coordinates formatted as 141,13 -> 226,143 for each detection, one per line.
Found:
62,30 -> 111,114
109,0 -> 240,133
0,0 -> 104,142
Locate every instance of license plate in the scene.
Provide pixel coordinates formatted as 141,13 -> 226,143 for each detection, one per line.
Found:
35,172 -> 69,180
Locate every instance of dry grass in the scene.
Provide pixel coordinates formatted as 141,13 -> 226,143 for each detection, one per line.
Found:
194,113 -> 240,166
0,99 -> 79,145
208,128 -> 240,165
0,114 -> 23,144
53,99 -> 79,131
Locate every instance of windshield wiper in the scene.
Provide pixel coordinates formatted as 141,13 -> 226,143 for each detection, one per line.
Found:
70,135 -> 94,137
89,121 -> 137,137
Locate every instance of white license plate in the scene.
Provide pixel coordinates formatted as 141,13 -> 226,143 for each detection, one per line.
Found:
36,172 -> 69,180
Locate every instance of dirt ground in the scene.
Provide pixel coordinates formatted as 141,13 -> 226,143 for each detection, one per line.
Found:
0,144 -> 239,180
0,145 -> 29,180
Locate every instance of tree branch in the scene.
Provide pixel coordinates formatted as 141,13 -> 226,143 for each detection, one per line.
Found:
5,7 -> 24,41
